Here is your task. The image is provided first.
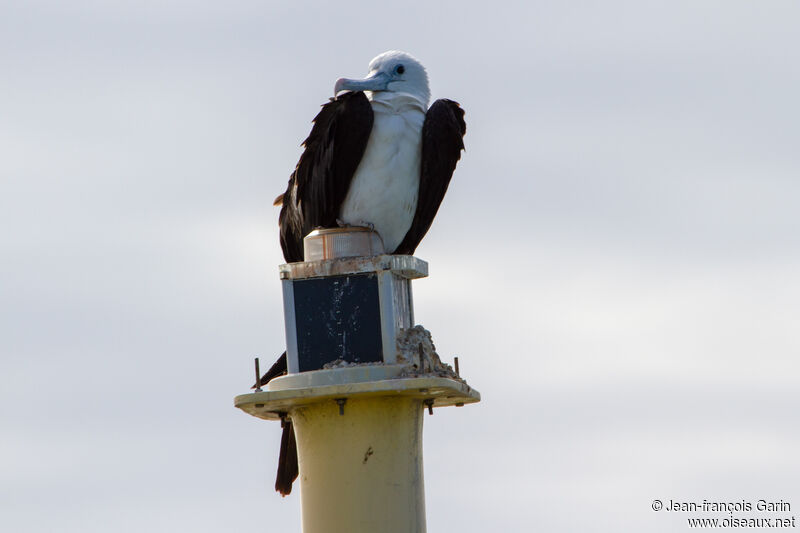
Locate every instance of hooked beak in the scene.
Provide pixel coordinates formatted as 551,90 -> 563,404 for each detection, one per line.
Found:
334,71 -> 391,96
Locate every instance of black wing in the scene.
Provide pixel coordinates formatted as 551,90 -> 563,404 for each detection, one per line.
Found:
394,99 -> 466,255
277,91 -> 374,262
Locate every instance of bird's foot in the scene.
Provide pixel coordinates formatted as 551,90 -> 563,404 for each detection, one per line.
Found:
337,219 -> 375,232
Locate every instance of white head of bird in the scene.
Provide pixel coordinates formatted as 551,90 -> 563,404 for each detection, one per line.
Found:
334,50 -> 431,107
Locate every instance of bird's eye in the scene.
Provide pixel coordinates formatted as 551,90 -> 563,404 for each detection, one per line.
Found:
395,64 -> 405,75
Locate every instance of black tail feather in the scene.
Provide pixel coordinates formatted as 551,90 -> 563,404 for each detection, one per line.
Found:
253,351 -> 298,496
275,421 -> 299,496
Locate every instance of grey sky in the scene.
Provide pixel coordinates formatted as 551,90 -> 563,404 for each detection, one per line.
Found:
2,1 -> 799,531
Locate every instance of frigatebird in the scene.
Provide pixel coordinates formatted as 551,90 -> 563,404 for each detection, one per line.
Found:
257,50 -> 466,496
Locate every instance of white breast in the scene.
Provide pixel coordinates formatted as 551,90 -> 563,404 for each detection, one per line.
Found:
339,92 -> 427,253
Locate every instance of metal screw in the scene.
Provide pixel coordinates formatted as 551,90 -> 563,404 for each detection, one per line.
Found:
424,399 -> 434,415
454,356 -> 460,377
254,357 -> 262,392
336,398 -> 347,416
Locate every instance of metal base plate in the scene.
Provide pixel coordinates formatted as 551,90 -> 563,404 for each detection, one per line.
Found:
235,371 -> 481,421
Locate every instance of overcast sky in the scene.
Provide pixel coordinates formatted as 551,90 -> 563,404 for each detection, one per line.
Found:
2,1 -> 799,531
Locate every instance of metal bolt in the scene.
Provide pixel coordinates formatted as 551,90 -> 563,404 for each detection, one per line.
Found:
254,357 -> 262,392
454,356 -> 460,377
424,399 -> 434,415
336,398 -> 347,416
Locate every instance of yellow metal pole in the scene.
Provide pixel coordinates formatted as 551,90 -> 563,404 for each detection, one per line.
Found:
292,396 -> 425,533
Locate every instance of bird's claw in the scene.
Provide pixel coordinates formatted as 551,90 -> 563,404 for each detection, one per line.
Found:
336,219 -> 375,231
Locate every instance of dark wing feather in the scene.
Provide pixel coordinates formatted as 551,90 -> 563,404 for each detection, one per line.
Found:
266,92 -> 373,497
277,91 -> 373,262
394,99 -> 466,255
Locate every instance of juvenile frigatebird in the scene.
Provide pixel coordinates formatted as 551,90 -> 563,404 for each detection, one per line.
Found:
258,50 -> 466,496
